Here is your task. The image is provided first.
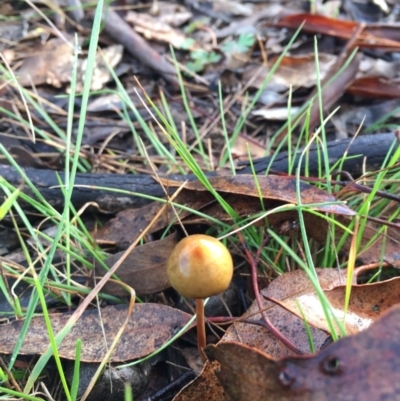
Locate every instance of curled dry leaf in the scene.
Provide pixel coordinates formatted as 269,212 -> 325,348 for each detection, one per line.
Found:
206,304 -> 400,401
277,269 -> 400,334
0,304 -> 191,362
95,171 -> 352,247
95,232 -> 178,295
222,269 -> 341,358
160,175 -> 355,215
276,13 -> 400,50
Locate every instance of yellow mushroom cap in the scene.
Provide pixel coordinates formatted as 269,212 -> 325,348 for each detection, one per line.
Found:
167,234 -> 234,299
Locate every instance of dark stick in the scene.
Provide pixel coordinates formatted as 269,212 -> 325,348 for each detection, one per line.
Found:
238,132 -> 398,176
103,9 -> 179,87
0,133 -> 397,214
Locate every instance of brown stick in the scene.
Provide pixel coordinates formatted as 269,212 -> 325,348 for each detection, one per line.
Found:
103,9 -> 179,87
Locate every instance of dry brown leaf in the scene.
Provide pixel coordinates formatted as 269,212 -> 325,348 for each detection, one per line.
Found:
126,11 -> 193,49
74,44 -> 123,92
222,269 -> 342,357
0,304 -> 191,362
160,175 -> 355,215
16,38 -> 122,91
276,13 -> 400,50
243,53 -> 337,89
173,361 -> 230,401
95,232 -> 178,295
16,37 -> 74,87
231,134 -> 266,160
278,271 -> 400,334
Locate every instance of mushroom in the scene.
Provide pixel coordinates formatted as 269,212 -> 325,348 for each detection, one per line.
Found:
167,234 -> 234,361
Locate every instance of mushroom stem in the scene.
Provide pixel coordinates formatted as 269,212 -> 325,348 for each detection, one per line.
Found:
196,298 -> 207,362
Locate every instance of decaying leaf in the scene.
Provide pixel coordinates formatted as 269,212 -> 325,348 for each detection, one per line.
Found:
75,44 -> 123,92
206,304 -> 400,401
222,269 -> 340,358
278,270 -> 400,334
160,175 -> 355,215
16,37 -> 122,91
95,232 -> 178,295
16,37 -> 74,87
243,53 -> 337,89
0,304 -> 191,362
126,11 -> 194,49
93,191 -> 213,246
173,361 -> 230,401
276,13 -> 400,50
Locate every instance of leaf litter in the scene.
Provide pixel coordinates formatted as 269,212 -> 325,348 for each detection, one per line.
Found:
1,0 -> 400,399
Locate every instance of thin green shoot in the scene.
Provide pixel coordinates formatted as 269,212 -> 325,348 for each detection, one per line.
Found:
0,186 -> 20,220
313,37 -> 332,192
23,0 -> 105,393
246,147 -> 266,213
9,212 -> 71,400
70,339 -> 82,401
124,383 -> 133,401
134,83 -> 238,219
218,81 -> 235,174
296,300 -> 315,353
343,216 -> 358,318
269,47 -> 359,154
170,47 -> 209,169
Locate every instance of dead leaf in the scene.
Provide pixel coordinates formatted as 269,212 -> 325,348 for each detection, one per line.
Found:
206,304 -> 400,400
95,232 -> 178,295
16,38 -> 122,91
16,37 -> 74,87
348,76 -> 400,98
0,304 -> 191,362
173,361 -> 230,401
93,191 -> 213,246
276,13 -> 400,50
243,54 -> 337,89
278,272 -> 400,334
75,44 -> 123,92
160,175 -> 355,215
125,11 -> 194,50
231,134 -> 266,160
222,269 -> 341,358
